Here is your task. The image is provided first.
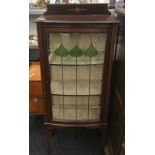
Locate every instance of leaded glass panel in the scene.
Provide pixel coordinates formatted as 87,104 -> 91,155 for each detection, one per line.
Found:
48,32 -> 107,121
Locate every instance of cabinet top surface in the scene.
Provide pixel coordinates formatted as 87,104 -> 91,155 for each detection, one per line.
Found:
36,15 -> 119,24
29,62 -> 41,81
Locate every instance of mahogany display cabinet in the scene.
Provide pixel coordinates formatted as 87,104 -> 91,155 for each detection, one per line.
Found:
36,4 -> 119,154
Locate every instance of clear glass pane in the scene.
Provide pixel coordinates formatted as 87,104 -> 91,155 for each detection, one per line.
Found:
51,95 -> 101,121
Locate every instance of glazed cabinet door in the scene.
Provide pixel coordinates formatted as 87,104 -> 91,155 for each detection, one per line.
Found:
39,27 -> 113,123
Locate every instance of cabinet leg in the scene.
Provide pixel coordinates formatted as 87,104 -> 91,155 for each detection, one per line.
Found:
46,126 -> 52,154
102,127 -> 107,155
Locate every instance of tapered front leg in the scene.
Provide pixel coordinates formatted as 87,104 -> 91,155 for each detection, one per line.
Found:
46,126 -> 52,154
102,127 -> 107,155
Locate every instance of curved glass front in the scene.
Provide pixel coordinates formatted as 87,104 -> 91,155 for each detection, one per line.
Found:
48,32 -> 107,121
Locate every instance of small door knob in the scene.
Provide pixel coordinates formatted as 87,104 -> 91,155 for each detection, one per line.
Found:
33,97 -> 38,103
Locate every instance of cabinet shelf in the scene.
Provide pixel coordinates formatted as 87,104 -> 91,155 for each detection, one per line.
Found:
29,44 -> 38,50
29,9 -> 46,15
50,80 -> 102,95
52,104 -> 101,109
48,52 -> 105,66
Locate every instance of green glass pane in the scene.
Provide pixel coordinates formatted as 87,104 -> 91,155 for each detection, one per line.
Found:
69,45 -> 83,57
55,44 -> 68,57
84,44 -> 97,57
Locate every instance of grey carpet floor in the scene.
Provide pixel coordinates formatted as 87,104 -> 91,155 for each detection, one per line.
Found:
29,115 -> 109,155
